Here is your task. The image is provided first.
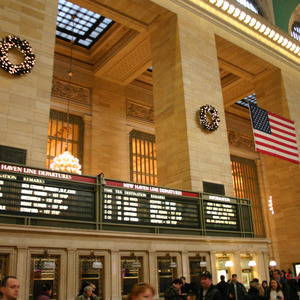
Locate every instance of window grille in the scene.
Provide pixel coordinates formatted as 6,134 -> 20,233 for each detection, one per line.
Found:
157,256 -> 177,297
130,130 -> 157,185
30,255 -> 60,300
47,110 -> 84,169
231,155 -> 265,237
121,256 -> 143,297
79,256 -> 104,299
0,254 -> 9,286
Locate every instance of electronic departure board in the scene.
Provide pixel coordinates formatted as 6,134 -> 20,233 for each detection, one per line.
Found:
0,163 -> 96,222
102,180 -> 200,228
203,195 -> 239,231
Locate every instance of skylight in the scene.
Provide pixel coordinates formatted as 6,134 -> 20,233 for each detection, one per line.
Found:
56,0 -> 114,49
236,93 -> 257,108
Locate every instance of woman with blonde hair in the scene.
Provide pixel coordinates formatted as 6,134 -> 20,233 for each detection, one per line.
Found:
127,283 -> 155,300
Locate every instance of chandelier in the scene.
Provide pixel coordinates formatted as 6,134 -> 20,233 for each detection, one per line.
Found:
50,15 -> 81,175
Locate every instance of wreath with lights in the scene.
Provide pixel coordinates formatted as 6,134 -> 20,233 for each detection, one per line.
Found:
199,104 -> 220,131
0,35 -> 35,75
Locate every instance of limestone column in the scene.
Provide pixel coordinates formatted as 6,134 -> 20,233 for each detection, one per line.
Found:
210,251 -> 217,283
232,251 -> 241,279
181,251 -> 188,279
111,250 -> 121,300
148,251 -> 158,298
150,13 -> 233,194
16,247 -> 28,299
83,115 -> 92,174
256,251 -> 267,281
66,249 -> 77,300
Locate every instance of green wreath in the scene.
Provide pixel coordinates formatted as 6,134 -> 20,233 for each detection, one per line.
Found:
199,104 -> 220,131
0,35 -> 35,75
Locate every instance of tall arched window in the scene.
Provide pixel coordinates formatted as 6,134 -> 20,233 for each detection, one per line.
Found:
235,0 -> 261,15
291,21 -> 300,42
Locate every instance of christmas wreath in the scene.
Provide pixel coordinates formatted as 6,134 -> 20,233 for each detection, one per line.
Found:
199,104 -> 220,131
0,35 -> 35,75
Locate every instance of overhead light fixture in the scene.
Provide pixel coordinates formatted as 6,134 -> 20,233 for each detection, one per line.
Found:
92,261 -> 103,269
223,252 -> 233,267
130,252 -> 141,268
43,250 -> 56,270
50,14 -> 81,175
166,253 -> 177,268
248,260 -> 257,267
269,260 -> 277,267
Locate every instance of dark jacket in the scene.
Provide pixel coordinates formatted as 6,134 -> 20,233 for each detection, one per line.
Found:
37,292 -> 51,300
227,281 -> 247,300
197,284 -> 223,300
165,285 -> 181,300
278,277 -> 290,300
217,280 -> 229,300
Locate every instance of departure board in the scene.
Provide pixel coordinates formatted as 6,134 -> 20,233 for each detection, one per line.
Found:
0,163 -> 96,221
102,180 -> 200,228
203,195 -> 239,231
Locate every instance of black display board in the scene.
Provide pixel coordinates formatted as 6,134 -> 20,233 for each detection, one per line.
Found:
102,180 -> 200,228
0,163 -> 96,222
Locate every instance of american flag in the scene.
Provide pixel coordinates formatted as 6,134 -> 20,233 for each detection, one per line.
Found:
249,104 -> 300,165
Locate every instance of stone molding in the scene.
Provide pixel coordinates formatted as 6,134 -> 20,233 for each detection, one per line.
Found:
51,77 -> 91,106
227,130 -> 255,152
126,100 -> 154,122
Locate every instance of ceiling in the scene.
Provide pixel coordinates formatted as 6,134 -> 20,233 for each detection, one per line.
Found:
54,0 -> 278,120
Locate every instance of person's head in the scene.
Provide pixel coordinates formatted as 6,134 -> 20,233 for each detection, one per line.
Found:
187,294 -> 195,300
180,277 -> 186,285
220,275 -> 225,281
273,269 -> 281,280
1,276 -> 20,300
253,278 -> 259,283
172,279 -> 183,290
262,280 -> 268,288
84,286 -> 93,298
90,283 -> 96,292
127,283 -> 155,300
41,283 -> 52,295
232,274 -> 238,284
270,279 -> 282,292
200,271 -> 212,290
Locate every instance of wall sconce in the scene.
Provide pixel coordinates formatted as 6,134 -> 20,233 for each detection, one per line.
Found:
43,250 -> 56,270
90,251 -> 103,269
99,173 -> 106,185
166,253 -> 177,268
130,252 -> 141,268
197,254 -> 207,267
247,252 -> 256,267
223,252 -> 234,267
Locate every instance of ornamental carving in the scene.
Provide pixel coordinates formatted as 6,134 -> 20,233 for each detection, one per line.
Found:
227,130 -> 255,151
126,100 -> 154,122
51,77 -> 90,105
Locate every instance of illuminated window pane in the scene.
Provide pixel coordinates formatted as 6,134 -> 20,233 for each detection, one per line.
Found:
235,0 -> 260,15
130,130 -> 157,185
46,110 -> 84,169
230,155 -> 264,237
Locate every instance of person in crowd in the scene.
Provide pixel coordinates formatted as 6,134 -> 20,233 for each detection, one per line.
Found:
164,279 -> 183,300
197,271 -> 223,300
0,276 -> 20,300
268,279 -> 283,300
127,282 -> 155,300
180,277 -> 193,299
228,274 -> 247,300
37,283 -> 52,300
76,286 -> 94,300
262,280 -> 268,300
77,282 -> 99,300
217,275 -> 229,300
273,269 -> 289,300
269,269 -> 274,281
287,277 -> 298,300
248,281 -> 265,300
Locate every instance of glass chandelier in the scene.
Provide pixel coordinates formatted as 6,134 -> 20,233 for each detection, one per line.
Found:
50,15 -> 81,175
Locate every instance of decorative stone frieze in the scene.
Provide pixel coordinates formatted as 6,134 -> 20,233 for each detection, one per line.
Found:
227,130 -> 255,151
51,77 -> 91,106
126,100 -> 154,122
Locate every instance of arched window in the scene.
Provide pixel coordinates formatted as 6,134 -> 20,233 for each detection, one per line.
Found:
235,0 -> 262,16
291,21 -> 300,42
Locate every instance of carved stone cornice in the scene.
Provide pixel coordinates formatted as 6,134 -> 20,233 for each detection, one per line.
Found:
51,77 -> 91,106
227,130 -> 255,152
126,100 -> 154,122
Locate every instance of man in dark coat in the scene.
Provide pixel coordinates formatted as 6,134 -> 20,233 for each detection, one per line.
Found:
228,274 -> 247,300
217,275 -> 229,300
197,271 -> 223,300
165,278 -> 183,300
274,269 -> 290,300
